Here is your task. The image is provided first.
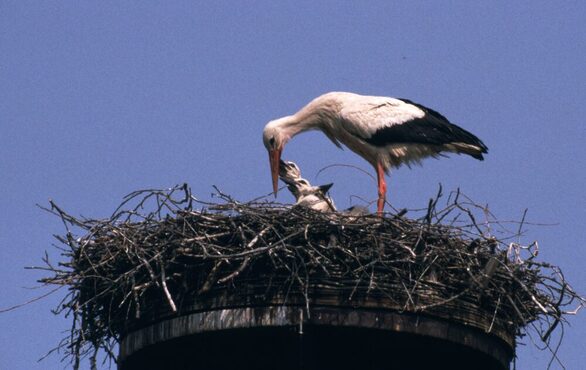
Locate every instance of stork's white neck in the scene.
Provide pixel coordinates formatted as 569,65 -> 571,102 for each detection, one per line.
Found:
289,94 -> 341,134
268,111 -> 322,141
264,93 -> 343,148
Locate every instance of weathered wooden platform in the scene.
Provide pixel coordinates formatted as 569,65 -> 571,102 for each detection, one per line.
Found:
119,290 -> 515,370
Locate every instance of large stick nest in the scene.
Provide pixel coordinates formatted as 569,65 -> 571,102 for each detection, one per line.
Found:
38,184 -> 584,369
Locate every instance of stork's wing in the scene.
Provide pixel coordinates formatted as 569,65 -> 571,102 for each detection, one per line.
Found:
339,97 -> 488,155
338,97 -> 425,140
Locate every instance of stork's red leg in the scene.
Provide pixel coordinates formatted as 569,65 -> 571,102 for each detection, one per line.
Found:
376,161 -> 387,216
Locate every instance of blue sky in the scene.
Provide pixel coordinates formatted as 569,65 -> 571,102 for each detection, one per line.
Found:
1,1 -> 584,369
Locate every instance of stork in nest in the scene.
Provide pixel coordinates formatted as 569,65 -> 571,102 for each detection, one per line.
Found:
278,160 -> 336,212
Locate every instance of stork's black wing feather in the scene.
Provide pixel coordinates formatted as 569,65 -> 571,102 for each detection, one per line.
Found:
364,99 -> 488,156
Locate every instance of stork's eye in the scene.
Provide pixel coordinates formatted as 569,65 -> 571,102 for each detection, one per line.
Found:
269,137 -> 275,146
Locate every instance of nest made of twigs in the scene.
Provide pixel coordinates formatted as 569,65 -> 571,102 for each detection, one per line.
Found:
37,184 -> 584,369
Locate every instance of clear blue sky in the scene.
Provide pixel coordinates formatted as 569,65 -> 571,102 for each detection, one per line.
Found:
1,2 -> 584,369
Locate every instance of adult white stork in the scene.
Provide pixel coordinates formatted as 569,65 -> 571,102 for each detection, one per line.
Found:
262,92 -> 488,215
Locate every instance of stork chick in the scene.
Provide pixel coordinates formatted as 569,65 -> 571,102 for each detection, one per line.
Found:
279,160 -> 336,212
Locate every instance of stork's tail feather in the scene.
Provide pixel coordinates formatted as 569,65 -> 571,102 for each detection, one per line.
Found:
444,142 -> 488,160
441,122 -> 489,161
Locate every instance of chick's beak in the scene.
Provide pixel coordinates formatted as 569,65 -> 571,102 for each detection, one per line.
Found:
268,147 -> 282,196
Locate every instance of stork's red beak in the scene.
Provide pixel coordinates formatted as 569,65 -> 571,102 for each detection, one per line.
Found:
268,148 -> 282,196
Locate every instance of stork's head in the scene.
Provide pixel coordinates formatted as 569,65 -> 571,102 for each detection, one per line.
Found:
262,118 -> 293,195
